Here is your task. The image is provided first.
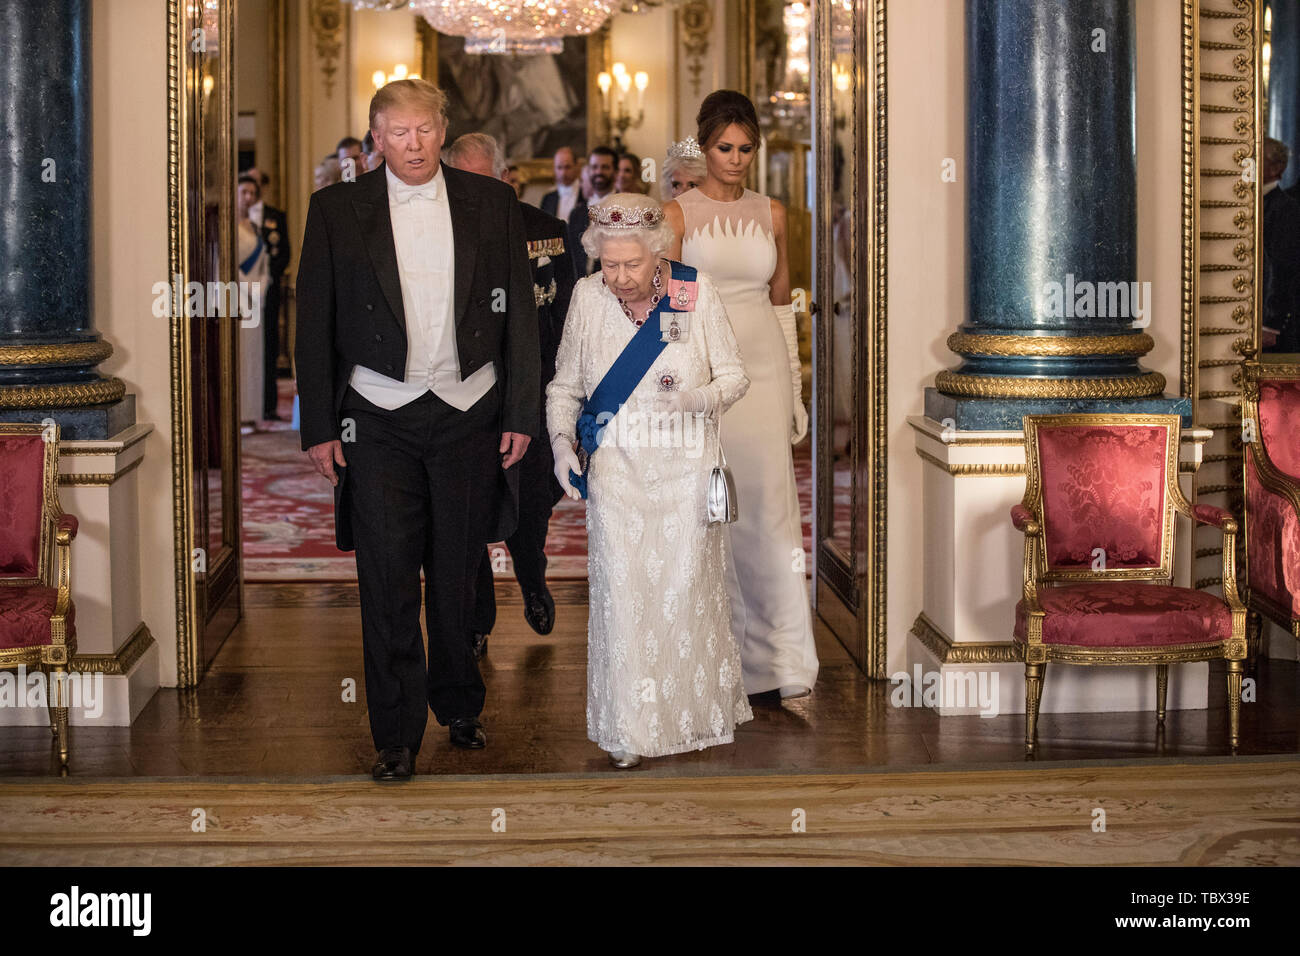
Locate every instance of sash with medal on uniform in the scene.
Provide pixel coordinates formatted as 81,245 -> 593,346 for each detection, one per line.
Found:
568,260 -> 699,498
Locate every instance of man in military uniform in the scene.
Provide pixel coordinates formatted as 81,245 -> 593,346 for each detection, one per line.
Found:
443,133 -> 576,651
245,167 -> 292,419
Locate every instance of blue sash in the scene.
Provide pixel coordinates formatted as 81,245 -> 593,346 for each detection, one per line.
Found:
570,260 -> 697,498
239,233 -> 264,275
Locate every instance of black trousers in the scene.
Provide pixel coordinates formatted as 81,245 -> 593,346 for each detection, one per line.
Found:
262,285 -> 281,419
473,426 -> 561,635
341,384 -> 499,754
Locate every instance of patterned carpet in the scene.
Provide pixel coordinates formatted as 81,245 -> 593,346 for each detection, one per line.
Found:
2,759 -> 1296,865
241,381 -> 836,582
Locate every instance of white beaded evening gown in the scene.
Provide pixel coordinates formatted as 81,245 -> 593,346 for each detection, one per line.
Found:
677,187 -> 820,695
546,267 -> 754,757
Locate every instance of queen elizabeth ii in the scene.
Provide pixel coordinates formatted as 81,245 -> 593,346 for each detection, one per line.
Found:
546,192 -> 753,768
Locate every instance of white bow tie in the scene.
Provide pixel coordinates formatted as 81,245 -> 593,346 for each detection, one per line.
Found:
390,177 -> 439,204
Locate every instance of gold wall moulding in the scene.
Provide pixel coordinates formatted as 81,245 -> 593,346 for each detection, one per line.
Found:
933,371 -> 1165,399
946,332 -> 1155,357
915,449 -> 1025,477
70,623 -> 154,676
58,458 -> 144,487
0,341 -> 114,366
910,613 -> 1023,664
0,378 -> 126,409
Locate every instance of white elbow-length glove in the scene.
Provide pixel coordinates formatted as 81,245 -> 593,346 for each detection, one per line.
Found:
774,303 -> 808,444
551,434 -> 583,500
653,386 -> 715,417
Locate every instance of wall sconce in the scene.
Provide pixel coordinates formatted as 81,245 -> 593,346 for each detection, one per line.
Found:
372,63 -> 421,89
597,62 -> 648,151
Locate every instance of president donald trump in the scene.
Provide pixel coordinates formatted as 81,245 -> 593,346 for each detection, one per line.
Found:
295,79 -> 539,782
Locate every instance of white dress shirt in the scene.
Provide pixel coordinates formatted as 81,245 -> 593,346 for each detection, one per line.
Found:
249,199 -> 264,228
555,180 -> 578,222
349,164 -> 497,411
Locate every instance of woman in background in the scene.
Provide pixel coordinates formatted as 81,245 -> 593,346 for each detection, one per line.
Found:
664,89 -> 819,701
236,174 -> 268,426
661,136 -> 707,201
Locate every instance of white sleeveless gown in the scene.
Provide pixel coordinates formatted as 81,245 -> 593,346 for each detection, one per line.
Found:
678,188 -> 820,694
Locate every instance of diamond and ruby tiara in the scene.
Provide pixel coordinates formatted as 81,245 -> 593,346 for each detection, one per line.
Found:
590,203 -> 665,228
666,136 -> 703,161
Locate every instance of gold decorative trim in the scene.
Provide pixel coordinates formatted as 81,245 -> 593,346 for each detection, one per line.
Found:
0,378 -> 126,409
915,449 -> 1024,477
168,0 -> 198,688
70,623 -> 155,675
58,457 -> 144,487
946,332 -> 1154,357
0,341 -> 113,366
680,0 -> 713,98
309,0 -> 344,99
910,613 -> 1022,664
934,371 -> 1165,399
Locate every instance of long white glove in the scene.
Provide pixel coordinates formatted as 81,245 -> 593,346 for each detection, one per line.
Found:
653,386 -> 714,417
551,434 -> 582,500
774,303 -> 808,444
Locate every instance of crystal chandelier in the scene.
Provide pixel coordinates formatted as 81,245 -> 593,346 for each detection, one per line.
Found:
412,0 -> 615,56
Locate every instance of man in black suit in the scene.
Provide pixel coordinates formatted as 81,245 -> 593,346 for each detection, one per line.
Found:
295,80 -> 540,782
244,168 -> 291,419
567,144 -> 619,275
1263,137 -> 1300,352
539,146 -> 579,221
443,132 -> 576,651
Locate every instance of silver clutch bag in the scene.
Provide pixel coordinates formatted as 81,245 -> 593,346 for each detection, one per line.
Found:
707,418 -> 737,524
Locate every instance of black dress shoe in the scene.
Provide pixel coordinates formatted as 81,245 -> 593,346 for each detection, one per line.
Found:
449,718 -> 486,749
471,631 -> 488,659
372,745 -> 413,782
522,587 -> 555,635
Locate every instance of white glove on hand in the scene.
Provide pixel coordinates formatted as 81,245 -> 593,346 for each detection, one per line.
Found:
774,303 -> 808,444
653,386 -> 714,417
551,434 -> 582,500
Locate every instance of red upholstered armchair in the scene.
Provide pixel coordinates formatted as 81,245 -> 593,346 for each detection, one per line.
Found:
1012,414 -> 1247,755
0,422 -> 78,766
1241,359 -> 1300,648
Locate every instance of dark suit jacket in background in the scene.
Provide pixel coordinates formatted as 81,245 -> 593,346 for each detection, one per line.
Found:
1263,185 -> 1300,351
258,203 -> 291,414
540,189 -> 559,219
520,202 -> 575,378
567,198 -> 592,275
294,161 -> 541,550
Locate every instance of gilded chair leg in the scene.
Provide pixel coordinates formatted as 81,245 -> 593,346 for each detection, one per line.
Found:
51,663 -> 70,767
1024,662 -> 1045,756
1155,664 -> 1168,725
1226,659 -> 1243,754
43,664 -> 58,737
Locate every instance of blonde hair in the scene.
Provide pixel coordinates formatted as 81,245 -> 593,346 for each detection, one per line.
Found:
369,78 -> 448,133
582,193 -> 676,260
